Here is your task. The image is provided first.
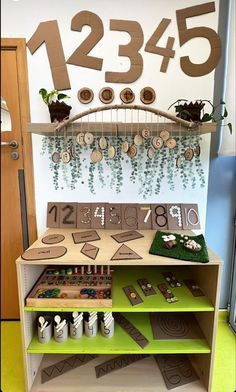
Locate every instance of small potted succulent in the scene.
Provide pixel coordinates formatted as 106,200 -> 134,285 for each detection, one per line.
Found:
39,88 -> 71,123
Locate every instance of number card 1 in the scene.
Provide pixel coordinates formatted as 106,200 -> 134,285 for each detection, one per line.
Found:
105,204 -> 122,230
47,202 -> 60,228
181,204 -> 200,230
91,203 -> 106,229
59,203 -> 77,228
138,204 -> 152,230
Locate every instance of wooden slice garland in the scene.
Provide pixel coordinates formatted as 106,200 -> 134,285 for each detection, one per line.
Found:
121,140 -> 129,153
84,132 -> 94,145
151,136 -> 163,149
120,88 -> 135,104
194,144 -> 201,157
160,130 -> 170,141
51,151 -> 60,163
99,136 -> 108,150
134,134 -> 143,146
61,151 -> 71,163
147,147 -> 155,159
141,128 -> 150,139
69,144 -> 76,158
166,138 -> 177,149
99,87 -> 114,104
108,145 -> 116,159
76,132 -> 85,146
176,155 -> 184,168
91,149 -> 103,162
140,87 -> 156,104
184,148 -> 194,161
77,88 -> 94,104
127,144 -> 137,158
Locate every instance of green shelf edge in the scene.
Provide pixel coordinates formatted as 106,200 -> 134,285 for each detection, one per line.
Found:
27,313 -> 211,355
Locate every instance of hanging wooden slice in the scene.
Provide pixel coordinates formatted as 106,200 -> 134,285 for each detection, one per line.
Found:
76,132 -> 85,146
147,147 -> 155,159
61,151 -> 71,163
91,149 -> 103,162
121,140 -> 129,153
141,128 -> 150,139
77,87 -> 94,104
69,144 -> 76,158
51,151 -> 60,163
120,88 -> 135,104
127,144 -> 137,158
99,136 -> 108,150
151,136 -> 163,149
84,132 -> 94,145
99,87 -> 114,104
134,134 -> 143,146
176,155 -> 184,168
160,130 -> 170,141
194,144 -> 201,157
108,145 -> 116,159
140,87 -> 156,104
184,148 -> 194,161
166,138 -> 177,149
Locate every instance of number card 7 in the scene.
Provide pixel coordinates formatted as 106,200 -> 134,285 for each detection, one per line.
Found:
138,204 -> 152,229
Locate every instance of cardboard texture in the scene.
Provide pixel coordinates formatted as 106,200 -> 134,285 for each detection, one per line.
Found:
111,244 -> 142,260
138,205 -> 152,230
114,313 -> 149,348
81,243 -> 99,260
77,203 -> 92,229
111,230 -> 143,243
122,204 -> 138,230
42,234 -> 65,244
137,278 -> 156,296
67,11 -> 104,70
105,20 -> 144,83
91,203 -> 106,229
59,203 -> 77,228
105,204 -> 122,230
95,354 -> 149,378
72,230 -> 100,244
21,246 -> 67,261
123,285 -> 143,306
151,204 -> 168,230
184,279 -> 204,297
150,313 -> 204,340
47,202 -> 60,228
41,354 -> 97,383
154,354 -> 198,389
166,204 -> 183,230
181,204 -> 201,230
27,20 -> 70,90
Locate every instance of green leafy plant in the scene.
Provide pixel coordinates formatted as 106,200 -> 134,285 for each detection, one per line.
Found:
39,88 -> 70,105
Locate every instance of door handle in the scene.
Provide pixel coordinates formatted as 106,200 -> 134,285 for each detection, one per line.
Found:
1,140 -> 18,148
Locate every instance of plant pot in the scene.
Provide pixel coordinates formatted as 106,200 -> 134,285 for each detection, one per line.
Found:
48,101 -> 72,123
175,101 -> 205,122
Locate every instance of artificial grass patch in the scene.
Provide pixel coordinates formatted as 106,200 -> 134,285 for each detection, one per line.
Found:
149,231 -> 209,263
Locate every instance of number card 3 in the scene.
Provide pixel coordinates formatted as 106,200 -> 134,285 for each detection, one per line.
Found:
105,204 -> 122,230
77,203 -> 92,229
91,203 -> 106,229
59,203 -> 77,228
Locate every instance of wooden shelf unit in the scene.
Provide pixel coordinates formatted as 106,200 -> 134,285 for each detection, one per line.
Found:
16,229 -> 222,392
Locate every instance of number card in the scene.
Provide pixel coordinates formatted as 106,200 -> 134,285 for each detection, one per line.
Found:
138,204 -> 152,230
181,204 -> 200,230
167,204 -> 183,230
91,203 -> 106,229
77,203 -> 92,229
151,204 -> 168,230
59,203 -> 77,228
105,204 -> 122,230
122,204 -> 138,230
47,202 -> 60,228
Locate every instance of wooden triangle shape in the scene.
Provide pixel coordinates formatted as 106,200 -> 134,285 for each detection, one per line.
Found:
81,242 -> 99,260
111,244 -> 142,260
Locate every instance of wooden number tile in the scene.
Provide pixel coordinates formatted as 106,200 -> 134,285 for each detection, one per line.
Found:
123,285 -> 143,306
77,203 -> 92,229
181,204 -> 201,230
122,204 -> 138,230
166,204 -> 183,230
47,202 -> 60,228
59,203 -> 77,228
137,278 -> 156,296
138,204 -> 152,229
91,203 -> 106,229
151,204 -> 168,230
105,203 -> 122,230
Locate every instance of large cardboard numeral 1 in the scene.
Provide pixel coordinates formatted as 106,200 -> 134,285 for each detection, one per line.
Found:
91,203 -> 106,229
59,203 -> 77,228
122,204 -> 138,230
138,204 -> 152,230
105,204 -> 122,229
77,203 -> 92,229
47,202 -> 60,228
181,204 -> 200,230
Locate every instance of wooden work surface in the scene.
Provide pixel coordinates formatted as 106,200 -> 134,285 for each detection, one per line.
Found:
16,229 -> 222,266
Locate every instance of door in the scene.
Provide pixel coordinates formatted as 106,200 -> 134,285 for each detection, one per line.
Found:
1,38 -> 37,319
229,213 -> 236,333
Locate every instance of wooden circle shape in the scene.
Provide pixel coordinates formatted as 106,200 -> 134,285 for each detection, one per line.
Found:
166,138 -> 177,149
160,130 -> 170,141
120,88 -> 135,104
121,140 -> 129,153
61,151 -> 71,163
91,149 -> 103,162
194,145 -> 201,157
76,132 -> 85,146
147,147 -> 155,159
99,87 -> 114,104
42,234 -> 65,244
134,134 -> 143,146
140,87 -> 156,104
127,144 -> 137,158
51,151 -> 60,163
99,136 -> 108,150
152,136 -> 163,149
84,132 -> 94,145
141,128 -> 150,139
184,148 -> 194,161
77,88 -> 94,104
108,145 -> 116,159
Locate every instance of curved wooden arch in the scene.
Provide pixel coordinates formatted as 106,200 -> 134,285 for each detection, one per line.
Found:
55,104 -> 196,132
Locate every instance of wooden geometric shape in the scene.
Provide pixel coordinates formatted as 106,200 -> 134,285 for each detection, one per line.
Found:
111,244 -> 142,260
137,204 -> 152,230
111,230 -> 143,243
151,204 -> 168,230
59,203 -> 77,228
77,203 -> 92,229
181,203 -> 201,230
46,202 -> 60,228
81,243 -> 99,260
21,246 -> 67,261
105,203 -> 122,230
122,204 -> 138,230
72,230 -> 100,244
123,285 -> 143,306
42,234 -> 65,244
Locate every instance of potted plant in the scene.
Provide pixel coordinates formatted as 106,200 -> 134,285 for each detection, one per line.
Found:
39,88 -> 71,123
168,99 -> 232,133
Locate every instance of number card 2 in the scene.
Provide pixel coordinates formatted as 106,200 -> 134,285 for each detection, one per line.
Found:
91,203 -> 106,229
181,204 -> 200,230
138,204 -> 152,230
47,202 -> 60,228
122,204 -> 138,230
59,203 -> 77,228
77,203 -> 92,229
105,204 -> 122,230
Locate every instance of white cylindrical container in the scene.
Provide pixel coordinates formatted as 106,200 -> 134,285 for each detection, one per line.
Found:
69,320 -> 83,339
101,319 -> 114,338
54,320 -> 68,343
37,320 -> 52,344
84,319 -> 98,338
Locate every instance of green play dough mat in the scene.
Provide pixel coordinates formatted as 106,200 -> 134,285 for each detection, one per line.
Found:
149,231 -> 209,263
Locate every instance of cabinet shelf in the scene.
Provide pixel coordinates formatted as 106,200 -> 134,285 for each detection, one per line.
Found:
27,312 -> 210,355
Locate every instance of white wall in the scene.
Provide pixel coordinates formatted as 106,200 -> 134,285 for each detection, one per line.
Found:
2,0 -> 219,235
